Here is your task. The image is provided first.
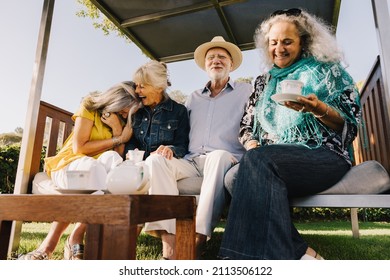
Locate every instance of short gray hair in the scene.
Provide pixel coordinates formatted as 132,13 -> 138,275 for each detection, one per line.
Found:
133,60 -> 171,99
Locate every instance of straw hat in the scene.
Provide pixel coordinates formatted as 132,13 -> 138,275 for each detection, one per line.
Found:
194,36 -> 242,71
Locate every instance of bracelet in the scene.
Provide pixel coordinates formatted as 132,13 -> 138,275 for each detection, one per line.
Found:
313,104 -> 329,118
112,136 -> 121,147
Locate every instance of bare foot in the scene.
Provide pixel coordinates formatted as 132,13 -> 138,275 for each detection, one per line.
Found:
161,232 -> 176,260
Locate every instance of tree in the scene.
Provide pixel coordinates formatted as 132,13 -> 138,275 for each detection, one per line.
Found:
235,77 -> 254,85
14,127 -> 23,135
0,133 -> 22,146
168,90 -> 187,104
356,80 -> 365,91
76,0 -> 131,43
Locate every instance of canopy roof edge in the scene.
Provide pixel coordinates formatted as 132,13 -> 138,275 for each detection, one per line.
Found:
89,0 -> 341,63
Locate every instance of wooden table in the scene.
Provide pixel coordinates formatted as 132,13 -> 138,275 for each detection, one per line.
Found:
0,194 -> 196,260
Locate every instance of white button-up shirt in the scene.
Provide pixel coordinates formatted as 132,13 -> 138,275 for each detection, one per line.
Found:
185,80 -> 252,161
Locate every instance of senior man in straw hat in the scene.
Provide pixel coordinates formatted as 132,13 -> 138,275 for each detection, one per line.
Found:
143,36 -> 252,259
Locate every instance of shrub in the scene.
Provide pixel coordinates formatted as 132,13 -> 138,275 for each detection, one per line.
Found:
0,144 -> 20,193
291,207 -> 390,222
0,144 -> 45,194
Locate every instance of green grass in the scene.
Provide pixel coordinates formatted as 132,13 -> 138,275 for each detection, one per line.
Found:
296,221 -> 390,260
12,220 -> 390,260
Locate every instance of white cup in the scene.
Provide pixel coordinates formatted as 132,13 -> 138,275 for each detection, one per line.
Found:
126,149 -> 145,164
280,80 -> 304,94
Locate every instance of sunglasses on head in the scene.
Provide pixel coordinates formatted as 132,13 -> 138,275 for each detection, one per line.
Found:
271,8 -> 302,17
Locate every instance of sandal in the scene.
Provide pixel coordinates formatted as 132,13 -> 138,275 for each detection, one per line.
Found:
314,252 -> 324,260
300,252 -> 325,260
18,250 -> 49,260
64,237 -> 84,260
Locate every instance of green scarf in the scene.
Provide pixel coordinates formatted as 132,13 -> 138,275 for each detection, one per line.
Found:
255,57 -> 358,147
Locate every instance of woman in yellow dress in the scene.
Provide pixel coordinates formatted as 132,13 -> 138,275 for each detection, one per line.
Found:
19,81 -> 142,260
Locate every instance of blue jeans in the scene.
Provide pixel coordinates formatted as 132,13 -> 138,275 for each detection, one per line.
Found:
219,144 -> 350,259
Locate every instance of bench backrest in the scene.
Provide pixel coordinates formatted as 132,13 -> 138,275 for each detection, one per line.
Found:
27,100 -> 73,193
353,56 -> 390,173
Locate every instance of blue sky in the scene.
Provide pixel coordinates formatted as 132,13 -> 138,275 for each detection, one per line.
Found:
0,0 -> 379,133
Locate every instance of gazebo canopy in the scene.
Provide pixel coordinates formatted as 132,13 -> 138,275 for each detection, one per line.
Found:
91,0 -> 341,62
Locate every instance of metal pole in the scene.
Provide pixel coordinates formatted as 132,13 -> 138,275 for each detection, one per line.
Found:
10,0 -> 55,254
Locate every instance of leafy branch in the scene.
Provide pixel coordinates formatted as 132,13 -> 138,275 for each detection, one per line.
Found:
75,0 -> 131,43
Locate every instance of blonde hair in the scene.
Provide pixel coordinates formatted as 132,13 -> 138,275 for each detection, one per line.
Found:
254,9 -> 345,72
133,60 -> 171,99
82,81 -> 142,129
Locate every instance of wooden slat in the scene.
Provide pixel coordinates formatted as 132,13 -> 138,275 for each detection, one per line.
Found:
131,195 -> 197,224
47,118 -> 60,157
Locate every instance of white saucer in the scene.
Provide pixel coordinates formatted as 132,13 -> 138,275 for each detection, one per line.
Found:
54,188 -> 101,194
271,93 -> 302,105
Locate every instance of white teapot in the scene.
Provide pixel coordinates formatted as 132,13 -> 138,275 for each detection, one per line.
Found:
105,161 -> 149,194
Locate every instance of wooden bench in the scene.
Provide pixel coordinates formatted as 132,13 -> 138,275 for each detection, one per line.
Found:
2,101 -> 196,259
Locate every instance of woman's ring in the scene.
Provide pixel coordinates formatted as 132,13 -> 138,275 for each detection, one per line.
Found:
104,112 -> 111,118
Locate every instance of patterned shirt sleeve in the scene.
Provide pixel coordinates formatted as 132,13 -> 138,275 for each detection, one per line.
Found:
239,75 -> 267,148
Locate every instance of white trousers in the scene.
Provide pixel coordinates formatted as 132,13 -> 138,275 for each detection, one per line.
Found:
144,150 -> 236,237
51,151 -> 123,190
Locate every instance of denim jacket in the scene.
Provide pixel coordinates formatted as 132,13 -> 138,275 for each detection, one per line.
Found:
125,98 -> 190,159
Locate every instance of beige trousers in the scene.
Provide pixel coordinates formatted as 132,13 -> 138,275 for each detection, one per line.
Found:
144,150 -> 236,237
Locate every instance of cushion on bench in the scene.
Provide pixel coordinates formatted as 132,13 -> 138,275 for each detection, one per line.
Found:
320,160 -> 390,194
32,172 -> 61,194
33,171 -> 203,200
224,160 -> 390,196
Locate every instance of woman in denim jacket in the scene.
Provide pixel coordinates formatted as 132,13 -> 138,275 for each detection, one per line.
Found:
125,60 -> 189,159
125,61 -> 191,260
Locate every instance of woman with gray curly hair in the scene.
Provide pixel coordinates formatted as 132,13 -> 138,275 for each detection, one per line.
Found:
219,8 -> 361,259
